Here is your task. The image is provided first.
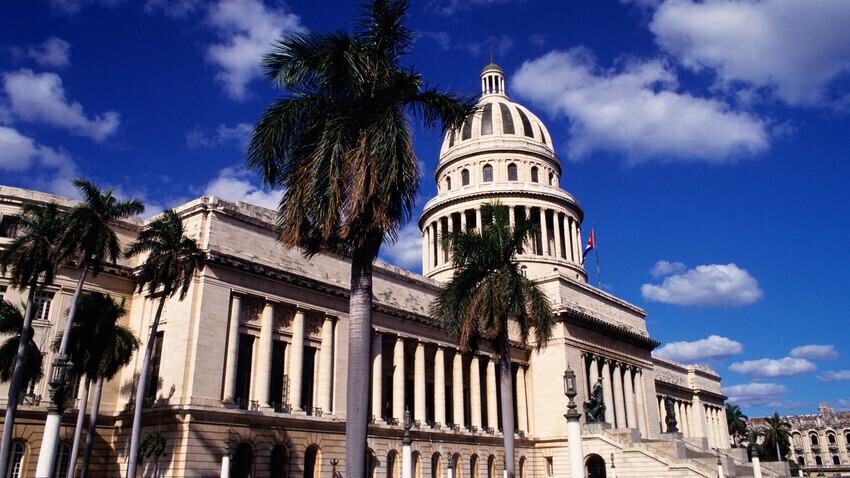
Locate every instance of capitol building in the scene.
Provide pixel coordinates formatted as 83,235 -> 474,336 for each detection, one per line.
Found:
0,65 -> 780,477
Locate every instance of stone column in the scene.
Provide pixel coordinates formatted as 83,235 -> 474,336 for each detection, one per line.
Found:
422,228 -> 429,274
553,212 -> 563,259
434,346 -> 446,427
470,355 -> 482,429
222,295 -> 241,402
414,341 -> 426,424
569,218 -> 578,262
612,363 -> 626,428
601,360 -> 615,424
460,210 -> 467,230
486,357 -> 498,430
677,401 -> 687,437
289,309 -> 305,411
476,209 -> 482,233
393,336 -> 405,422
588,355 -> 599,394
623,366 -> 636,429
318,315 -> 334,413
525,206 -> 534,253
576,225 -> 583,260
371,333 -> 383,421
705,405 -> 715,447
452,351 -> 464,427
634,369 -> 648,437
256,301 -> 275,408
516,365 -> 529,433
720,405 -> 731,448
541,209 -> 550,256
691,396 -> 707,440
508,205 -> 515,229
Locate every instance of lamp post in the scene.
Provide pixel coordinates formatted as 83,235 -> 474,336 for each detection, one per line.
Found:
221,427 -> 231,478
35,354 -> 73,477
717,454 -> 725,478
743,432 -> 762,478
402,408 -> 413,478
563,366 -> 585,478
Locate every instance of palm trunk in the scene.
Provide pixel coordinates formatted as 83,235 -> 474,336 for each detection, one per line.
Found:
66,377 -> 92,478
345,251 -> 374,478
81,377 -> 104,478
498,337 -> 516,478
776,442 -> 781,462
127,295 -> 166,478
0,279 -> 39,477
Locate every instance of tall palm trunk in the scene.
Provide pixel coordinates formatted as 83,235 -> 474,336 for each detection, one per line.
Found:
345,252 -> 374,478
127,295 -> 166,478
0,279 -> 38,477
81,377 -> 104,478
66,378 -> 91,478
37,260 -> 91,478
498,337 -> 515,478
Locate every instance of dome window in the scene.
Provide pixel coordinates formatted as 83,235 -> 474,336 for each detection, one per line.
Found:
517,108 -> 534,138
531,166 -> 539,183
548,172 -> 554,185
462,116 -> 473,140
539,125 -> 547,145
481,103 -> 493,135
483,165 -> 493,182
446,177 -> 452,191
499,103 -> 515,135
462,169 -> 470,186
448,131 -> 455,148
507,164 -> 517,181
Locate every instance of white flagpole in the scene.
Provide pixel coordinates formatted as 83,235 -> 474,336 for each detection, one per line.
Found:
593,224 -> 601,289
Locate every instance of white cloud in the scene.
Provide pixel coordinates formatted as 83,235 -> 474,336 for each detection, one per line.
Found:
654,335 -> 743,363
26,37 -> 71,69
831,399 -> 850,412
49,0 -> 123,14
817,370 -> 850,383
641,263 -> 763,307
649,0 -> 850,106
512,48 -> 769,163
0,126 -> 80,197
427,0 -> 516,16
729,357 -> 817,379
723,382 -> 789,408
204,0 -> 306,101
0,126 -> 42,171
203,167 -> 281,210
2,69 -> 120,141
650,260 -> 686,277
144,0 -> 201,18
187,123 -> 252,149
790,344 -> 839,361
418,32 -> 514,60
379,223 -> 423,271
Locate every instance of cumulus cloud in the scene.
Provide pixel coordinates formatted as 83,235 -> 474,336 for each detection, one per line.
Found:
650,260 -> 686,278
654,335 -> 743,363
2,69 -> 120,141
379,222 -> 423,271
790,344 -> 839,361
144,0 -> 201,17
20,37 -> 71,69
648,0 -> 850,106
203,167 -> 281,210
0,126 -> 80,197
641,263 -> 763,307
817,370 -> 850,383
187,123 -> 252,149
723,382 -> 790,408
729,357 -> 817,379
204,0 -> 306,101
512,48 -> 769,163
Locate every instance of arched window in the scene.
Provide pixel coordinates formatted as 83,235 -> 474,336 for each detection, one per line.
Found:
388,450 -> 400,478
811,434 -> 819,446
471,454 -> 480,478
815,455 -> 823,466
828,433 -> 836,444
483,165 -> 493,182
833,454 -> 841,465
530,167 -> 539,183
462,169 -> 470,186
452,454 -> 462,478
797,456 -> 805,466
233,443 -> 254,478
446,177 -> 452,191
507,164 -> 517,181
518,457 -> 527,478
585,454 -> 606,478
366,449 -> 378,478
548,172 -> 554,186
52,443 -> 72,478
271,445 -> 289,478
412,452 -> 422,478
431,453 -> 442,478
488,455 -> 497,478
304,445 -> 322,478
8,442 -> 25,478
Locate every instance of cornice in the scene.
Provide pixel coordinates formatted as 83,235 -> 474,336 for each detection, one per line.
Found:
559,307 -> 660,352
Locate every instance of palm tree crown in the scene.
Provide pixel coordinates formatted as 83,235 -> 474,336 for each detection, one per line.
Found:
726,403 -> 748,447
761,412 -> 792,461
0,202 -> 65,289
0,301 -> 43,385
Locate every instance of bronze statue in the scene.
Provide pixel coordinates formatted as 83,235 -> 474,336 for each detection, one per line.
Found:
583,377 -> 606,423
664,396 -> 678,433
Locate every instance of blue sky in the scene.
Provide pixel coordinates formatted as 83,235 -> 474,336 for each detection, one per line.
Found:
2,0 -> 849,418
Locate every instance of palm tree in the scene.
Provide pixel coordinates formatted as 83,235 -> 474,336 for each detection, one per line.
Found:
761,412 -> 791,462
137,431 -> 167,477
430,202 -> 553,478
39,178 -> 144,476
244,1 -> 474,474
0,300 -> 44,388
54,292 -> 139,478
124,209 -> 204,478
0,202 -> 65,476
726,404 -> 748,447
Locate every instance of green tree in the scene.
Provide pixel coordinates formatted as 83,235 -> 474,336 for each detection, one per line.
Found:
0,300 -> 44,387
0,202 -> 65,476
123,209 -> 204,478
138,431 -> 167,477
726,403 -> 748,447
430,202 -> 553,478
39,178 -> 144,476
761,412 -> 791,462
244,1 -> 474,474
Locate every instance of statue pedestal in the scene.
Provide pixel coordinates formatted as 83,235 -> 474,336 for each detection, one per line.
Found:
660,432 -> 683,441
583,422 -> 612,435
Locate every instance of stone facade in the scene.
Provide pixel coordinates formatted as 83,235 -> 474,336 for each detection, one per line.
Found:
0,64 -> 774,478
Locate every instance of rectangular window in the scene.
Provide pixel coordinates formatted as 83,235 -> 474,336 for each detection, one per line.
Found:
234,334 -> 254,408
0,285 -> 6,302
0,215 -> 18,238
33,292 -> 53,321
301,346 -> 316,412
269,340 -> 286,406
145,332 -> 165,403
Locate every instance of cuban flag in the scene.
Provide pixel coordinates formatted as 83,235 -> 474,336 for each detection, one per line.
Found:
583,227 -> 595,258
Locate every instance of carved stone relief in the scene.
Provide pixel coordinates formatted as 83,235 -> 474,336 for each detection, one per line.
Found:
240,296 -> 263,325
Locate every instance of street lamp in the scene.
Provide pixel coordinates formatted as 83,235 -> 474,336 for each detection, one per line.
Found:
402,408 -> 412,478
563,365 -> 584,478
